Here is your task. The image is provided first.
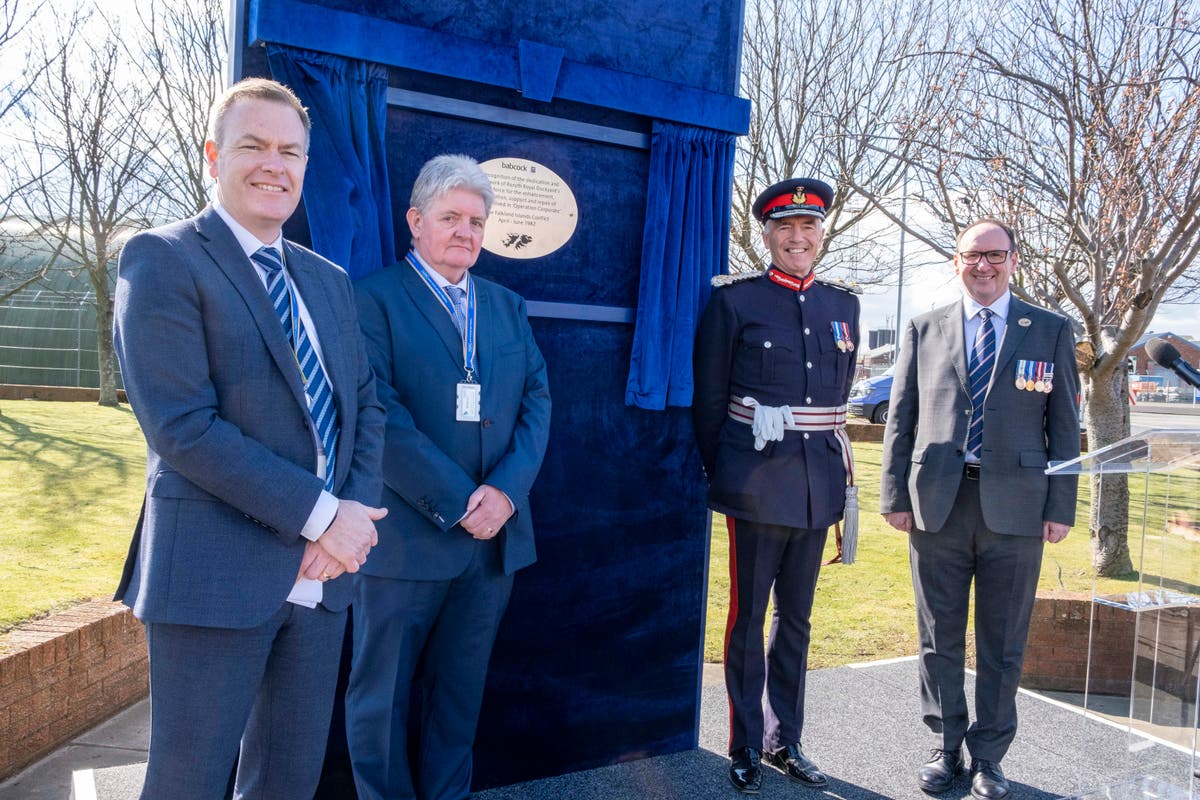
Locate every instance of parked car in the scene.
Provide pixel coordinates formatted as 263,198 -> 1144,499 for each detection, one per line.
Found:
848,366 -> 894,424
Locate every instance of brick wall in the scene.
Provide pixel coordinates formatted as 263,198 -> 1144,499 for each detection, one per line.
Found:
1022,592 -> 1136,695
0,601 -> 147,780
0,384 -> 127,402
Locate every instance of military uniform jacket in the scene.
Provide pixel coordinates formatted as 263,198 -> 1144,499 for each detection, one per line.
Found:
693,269 -> 860,530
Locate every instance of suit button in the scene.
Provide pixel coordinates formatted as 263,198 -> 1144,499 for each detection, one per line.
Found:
799,295 -> 806,303
764,341 -> 772,348
804,327 -> 811,335
806,397 -> 812,404
803,432 -> 810,439
482,419 -> 493,427
806,361 -> 812,369
964,409 -> 971,416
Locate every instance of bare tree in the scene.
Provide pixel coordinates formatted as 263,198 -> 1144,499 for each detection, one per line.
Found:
131,0 -> 225,218
733,0 -> 963,284
10,13 -> 160,406
893,0 -> 1200,575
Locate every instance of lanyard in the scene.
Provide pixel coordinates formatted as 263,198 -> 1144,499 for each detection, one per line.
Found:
406,252 -> 478,383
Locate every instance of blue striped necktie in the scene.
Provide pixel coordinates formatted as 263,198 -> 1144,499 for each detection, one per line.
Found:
445,285 -> 466,332
252,246 -> 340,492
966,308 -> 996,460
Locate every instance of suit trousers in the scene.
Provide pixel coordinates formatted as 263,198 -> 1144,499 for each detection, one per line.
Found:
909,476 -> 1043,762
141,601 -> 347,800
724,517 -> 827,753
346,539 -> 513,800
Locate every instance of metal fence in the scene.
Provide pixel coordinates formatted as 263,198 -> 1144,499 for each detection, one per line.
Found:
0,288 -> 122,389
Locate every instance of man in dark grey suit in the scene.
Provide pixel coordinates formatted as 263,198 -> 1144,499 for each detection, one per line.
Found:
113,78 -> 386,799
881,219 -> 1079,800
347,154 -> 551,800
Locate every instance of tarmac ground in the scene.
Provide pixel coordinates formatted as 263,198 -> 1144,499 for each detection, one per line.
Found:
4,658 -> 1198,800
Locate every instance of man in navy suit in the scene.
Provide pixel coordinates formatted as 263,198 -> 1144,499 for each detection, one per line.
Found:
347,154 -> 551,800
113,78 -> 387,799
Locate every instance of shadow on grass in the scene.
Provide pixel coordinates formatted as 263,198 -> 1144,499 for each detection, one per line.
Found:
0,408 -> 142,507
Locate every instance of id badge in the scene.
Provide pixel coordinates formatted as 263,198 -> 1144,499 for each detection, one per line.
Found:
456,381 -> 481,422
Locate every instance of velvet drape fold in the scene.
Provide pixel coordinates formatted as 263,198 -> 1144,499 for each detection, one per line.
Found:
625,121 -> 737,410
267,45 -> 395,281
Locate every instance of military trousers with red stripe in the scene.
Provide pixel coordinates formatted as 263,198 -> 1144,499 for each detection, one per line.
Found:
724,517 -> 828,753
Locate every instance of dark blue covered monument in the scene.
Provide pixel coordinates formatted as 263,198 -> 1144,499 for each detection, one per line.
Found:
230,0 -> 750,791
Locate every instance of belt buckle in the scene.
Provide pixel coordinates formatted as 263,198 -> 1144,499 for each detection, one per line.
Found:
963,463 -> 981,480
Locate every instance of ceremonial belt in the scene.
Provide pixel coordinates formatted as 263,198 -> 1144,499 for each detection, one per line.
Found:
726,395 -> 859,565
726,397 -> 847,430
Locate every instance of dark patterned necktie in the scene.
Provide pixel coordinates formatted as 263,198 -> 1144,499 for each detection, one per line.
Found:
966,308 -> 996,460
252,246 -> 340,491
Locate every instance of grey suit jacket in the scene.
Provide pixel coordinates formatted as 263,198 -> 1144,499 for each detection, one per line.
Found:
880,295 -> 1079,536
354,258 -> 551,580
113,206 -> 385,627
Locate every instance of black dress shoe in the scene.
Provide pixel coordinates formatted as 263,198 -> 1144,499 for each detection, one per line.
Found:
970,759 -> 1010,800
763,743 -> 828,787
917,748 -> 963,793
729,746 -> 762,794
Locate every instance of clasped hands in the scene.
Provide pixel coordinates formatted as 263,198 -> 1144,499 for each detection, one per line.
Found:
300,499 -> 388,582
461,484 -> 513,541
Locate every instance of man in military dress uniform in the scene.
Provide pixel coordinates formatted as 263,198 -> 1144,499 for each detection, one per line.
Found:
693,178 -> 860,793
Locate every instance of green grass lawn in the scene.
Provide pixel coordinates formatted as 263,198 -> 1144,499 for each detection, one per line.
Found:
0,401 -> 145,630
3,400 -> 1191,673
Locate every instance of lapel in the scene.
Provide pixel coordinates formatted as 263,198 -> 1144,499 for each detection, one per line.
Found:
476,281 -> 494,389
399,260 -> 469,370
996,296 -> 1032,386
937,300 -> 969,395
194,208 -> 308,411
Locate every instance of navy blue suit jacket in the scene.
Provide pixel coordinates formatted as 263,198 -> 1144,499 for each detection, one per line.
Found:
354,259 -> 551,579
113,206 -> 385,627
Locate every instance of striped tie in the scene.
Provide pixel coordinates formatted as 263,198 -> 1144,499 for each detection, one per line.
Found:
966,308 -> 996,460
252,246 -> 340,492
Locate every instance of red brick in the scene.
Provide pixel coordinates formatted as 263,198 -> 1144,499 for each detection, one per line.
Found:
30,659 -> 69,693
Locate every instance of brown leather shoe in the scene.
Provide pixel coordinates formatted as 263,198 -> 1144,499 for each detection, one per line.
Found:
918,748 -> 963,793
729,746 -> 762,794
970,759 -> 1010,800
763,743 -> 828,787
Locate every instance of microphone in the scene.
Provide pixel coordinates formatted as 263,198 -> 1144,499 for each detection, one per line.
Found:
1146,337 -> 1200,390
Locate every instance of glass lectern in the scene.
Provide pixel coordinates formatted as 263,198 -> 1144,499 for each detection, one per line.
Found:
1050,430 -> 1200,799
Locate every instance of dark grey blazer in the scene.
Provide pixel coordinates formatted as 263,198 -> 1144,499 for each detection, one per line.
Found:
113,206 -> 385,626
880,295 -> 1080,535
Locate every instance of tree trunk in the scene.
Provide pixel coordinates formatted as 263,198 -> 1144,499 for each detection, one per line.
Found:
94,286 -> 119,407
1085,366 -> 1134,576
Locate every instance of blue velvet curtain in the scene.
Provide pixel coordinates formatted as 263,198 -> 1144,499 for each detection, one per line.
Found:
266,46 -> 395,281
625,121 -> 736,410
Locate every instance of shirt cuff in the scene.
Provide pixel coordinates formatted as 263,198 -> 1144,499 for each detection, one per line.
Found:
301,490 -> 339,542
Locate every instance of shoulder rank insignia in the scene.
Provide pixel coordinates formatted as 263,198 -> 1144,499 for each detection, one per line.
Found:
711,270 -> 765,288
814,276 -> 863,295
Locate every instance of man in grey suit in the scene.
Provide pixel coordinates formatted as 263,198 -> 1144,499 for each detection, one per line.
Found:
347,154 -> 551,800
113,78 -> 387,799
881,219 -> 1079,800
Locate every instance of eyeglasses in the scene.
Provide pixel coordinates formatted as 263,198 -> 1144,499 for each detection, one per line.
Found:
958,250 -> 1012,265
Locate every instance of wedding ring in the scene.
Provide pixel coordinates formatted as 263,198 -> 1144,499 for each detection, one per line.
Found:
321,571 -> 331,581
